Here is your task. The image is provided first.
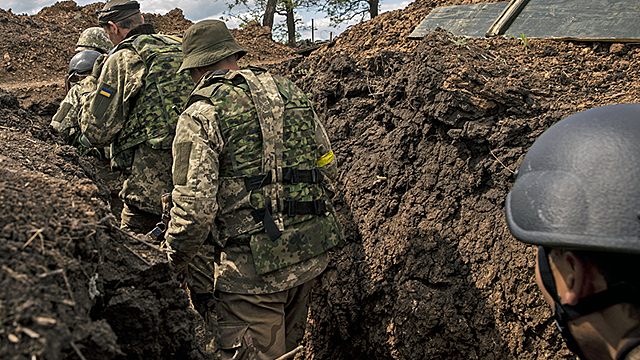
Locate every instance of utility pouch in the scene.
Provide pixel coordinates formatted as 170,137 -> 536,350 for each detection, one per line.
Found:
249,213 -> 341,275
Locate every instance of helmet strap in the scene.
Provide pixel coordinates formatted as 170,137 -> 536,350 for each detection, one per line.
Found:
537,246 -> 588,360
538,246 -> 640,359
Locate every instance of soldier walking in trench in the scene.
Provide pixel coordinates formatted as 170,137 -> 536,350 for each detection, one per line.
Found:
51,28 -> 124,216
77,1 -> 224,356
79,0 -> 191,234
52,50 -> 103,151
165,20 -> 343,360
51,27 -> 113,148
506,104 -> 640,360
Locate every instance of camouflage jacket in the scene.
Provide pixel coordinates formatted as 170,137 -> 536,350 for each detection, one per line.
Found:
79,24 -> 184,214
166,67 -> 343,294
51,83 -> 84,141
51,81 -> 104,156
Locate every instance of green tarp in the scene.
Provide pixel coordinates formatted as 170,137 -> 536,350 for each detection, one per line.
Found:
409,0 -> 640,42
409,3 -> 509,39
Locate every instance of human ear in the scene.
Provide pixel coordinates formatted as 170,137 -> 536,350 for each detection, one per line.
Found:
108,21 -> 118,34
561,251 -> 588,306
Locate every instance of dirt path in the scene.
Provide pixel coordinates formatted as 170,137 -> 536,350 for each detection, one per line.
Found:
1,79 -> 61,91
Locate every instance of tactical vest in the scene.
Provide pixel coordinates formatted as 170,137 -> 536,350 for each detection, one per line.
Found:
188,67 -> 342,274
110,34 -> 192,170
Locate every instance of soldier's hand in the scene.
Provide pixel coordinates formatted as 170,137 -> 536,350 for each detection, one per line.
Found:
173,267 -> 188,289
91,53 -> 107,78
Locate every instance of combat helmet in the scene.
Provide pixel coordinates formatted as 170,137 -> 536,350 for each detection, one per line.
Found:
505,103 -> 640,254
505,103 -> 640,360
68,50 -> 102,77
76,27 -> 113,54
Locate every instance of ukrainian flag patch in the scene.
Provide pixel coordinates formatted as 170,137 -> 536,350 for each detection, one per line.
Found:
90,83 -> 116,117
99,87 -> 113,98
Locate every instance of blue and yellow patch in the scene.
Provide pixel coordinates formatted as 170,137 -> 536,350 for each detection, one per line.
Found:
99,87 -> 113,98
90,84 -> 116,117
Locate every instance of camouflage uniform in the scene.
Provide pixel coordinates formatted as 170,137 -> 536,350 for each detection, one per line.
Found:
51,82 -> 89,148
166,66 -> 343,360
53,49 -> 103,150
80,23 -> 191,233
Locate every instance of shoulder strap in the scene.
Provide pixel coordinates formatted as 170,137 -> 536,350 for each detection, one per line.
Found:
235,69 -> 286,236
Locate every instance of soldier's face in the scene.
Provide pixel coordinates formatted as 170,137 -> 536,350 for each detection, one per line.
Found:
534,248 -> 616,360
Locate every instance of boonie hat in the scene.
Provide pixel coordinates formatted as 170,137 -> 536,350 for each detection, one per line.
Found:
179,20 -> 248,72
97,0 -> 141,27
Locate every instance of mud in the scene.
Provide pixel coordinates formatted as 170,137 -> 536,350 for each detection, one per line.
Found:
1,0 -> 639,359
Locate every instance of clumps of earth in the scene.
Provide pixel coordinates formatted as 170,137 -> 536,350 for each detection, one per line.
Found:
2,0 -> 640,359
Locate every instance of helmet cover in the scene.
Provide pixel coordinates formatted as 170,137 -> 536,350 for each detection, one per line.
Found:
76,27 -> 114,54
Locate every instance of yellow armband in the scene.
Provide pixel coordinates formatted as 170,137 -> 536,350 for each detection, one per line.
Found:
317,150 -> 334,168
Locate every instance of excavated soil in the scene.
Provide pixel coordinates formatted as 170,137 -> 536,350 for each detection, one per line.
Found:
2,0 -> 639,359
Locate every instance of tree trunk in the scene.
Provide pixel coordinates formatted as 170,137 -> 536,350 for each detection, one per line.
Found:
263,0 -> 277,29
369,0 -> 379,18
285,0 -> 296,47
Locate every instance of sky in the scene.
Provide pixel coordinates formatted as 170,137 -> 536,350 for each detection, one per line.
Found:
0,0 -> 411,42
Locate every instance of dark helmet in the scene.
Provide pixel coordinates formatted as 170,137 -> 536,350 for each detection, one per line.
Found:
505,103 -> 640,254
68,50 -> 102,76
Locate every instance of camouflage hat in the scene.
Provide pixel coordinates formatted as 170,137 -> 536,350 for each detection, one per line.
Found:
96,0 -> 141,27
179,20 -> 247,72
75,27 -> 114,54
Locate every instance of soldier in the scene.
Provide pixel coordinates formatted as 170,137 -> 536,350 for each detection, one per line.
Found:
75,27 -> 114,54
51,50 -> 102,152
53,27 -> 113,143
505,104 -> 640,360
165,20 -> 343,360
79,0 -> 192,234
79,1 -> 220,355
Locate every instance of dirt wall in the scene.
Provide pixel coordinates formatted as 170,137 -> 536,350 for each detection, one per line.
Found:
2,0 -> 640,359
273,24 -> 640,360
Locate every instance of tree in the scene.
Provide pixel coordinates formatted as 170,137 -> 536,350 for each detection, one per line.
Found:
263,0 -> 277,28
323,0 -> 379,26
278,0 -> 298,46
223,0 -> 314,47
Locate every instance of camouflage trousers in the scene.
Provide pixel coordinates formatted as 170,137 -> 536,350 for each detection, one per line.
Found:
215,280 -> 314,360
189,244 -> 219,357
119,202 -> 159,235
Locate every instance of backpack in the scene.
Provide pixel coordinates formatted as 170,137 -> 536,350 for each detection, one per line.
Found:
110,34 -> 192,170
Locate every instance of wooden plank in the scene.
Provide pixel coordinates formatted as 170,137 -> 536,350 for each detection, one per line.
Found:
486,0 -> 530,37
408,2 -> 509,39
409,0 -> 640,42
